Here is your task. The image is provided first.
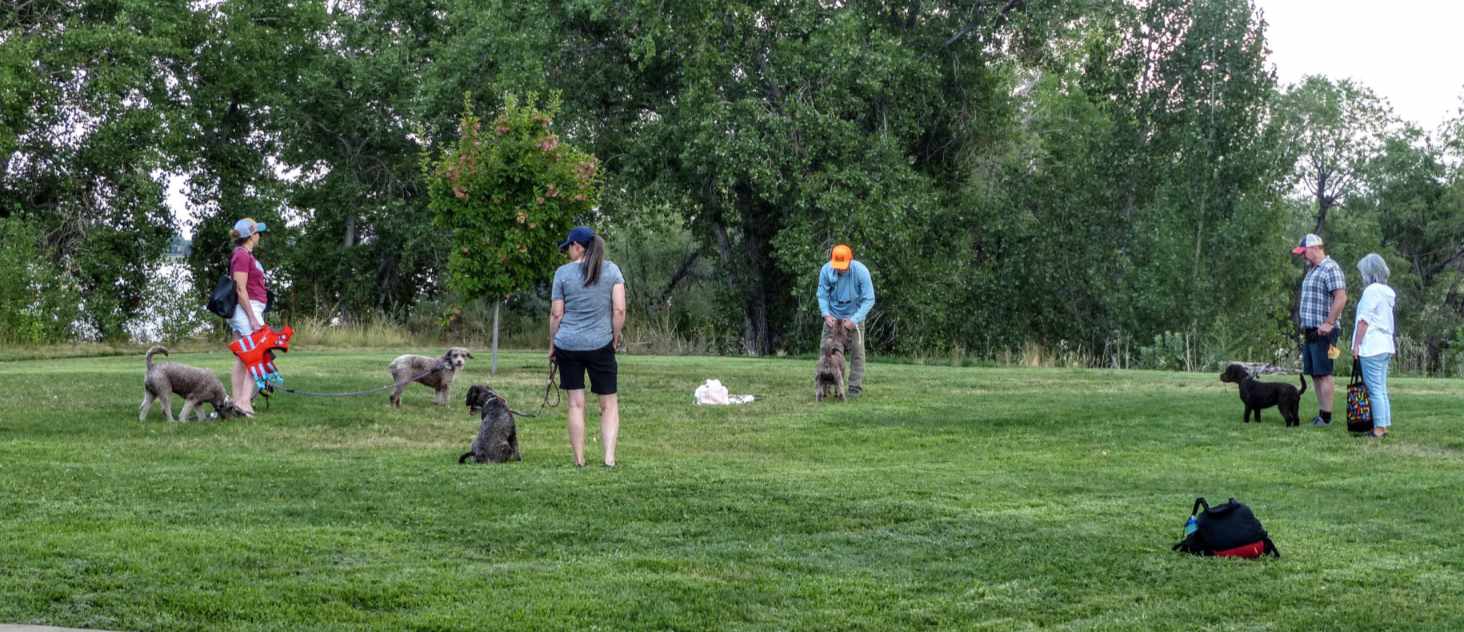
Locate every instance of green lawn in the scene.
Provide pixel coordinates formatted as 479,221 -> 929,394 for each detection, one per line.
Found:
2,350 -> 1463,631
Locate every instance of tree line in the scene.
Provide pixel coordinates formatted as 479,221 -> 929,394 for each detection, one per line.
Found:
3,0 -> 1463,373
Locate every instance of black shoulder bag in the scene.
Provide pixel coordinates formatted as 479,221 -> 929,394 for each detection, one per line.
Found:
206,272 -> 237,319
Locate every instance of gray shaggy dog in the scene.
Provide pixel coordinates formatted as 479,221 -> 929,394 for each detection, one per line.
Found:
387,347 -> 473,407
459,386 -> 521,464
814,326 -> 848,402
139,347 -> 248,421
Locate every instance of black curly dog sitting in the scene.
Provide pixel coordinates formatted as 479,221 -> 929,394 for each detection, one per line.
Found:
1219,364 -> 1308,426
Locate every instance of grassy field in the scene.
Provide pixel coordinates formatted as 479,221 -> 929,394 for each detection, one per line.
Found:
2,350 -> 1463,631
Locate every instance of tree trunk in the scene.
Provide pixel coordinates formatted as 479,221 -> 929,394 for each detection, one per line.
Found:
733,184 -> 782,355
490,300 -> 501,376
706,184 -> 787,356
343,213 -> 356,248
710,219 -> 755,355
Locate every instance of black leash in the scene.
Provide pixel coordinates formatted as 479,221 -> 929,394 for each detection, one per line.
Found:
507,360 -> 560,418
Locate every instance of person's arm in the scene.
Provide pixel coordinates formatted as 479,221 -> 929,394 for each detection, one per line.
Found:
232,267 -> 261,329
848,265 -> 876,327
816,266 -> 834,328
548,299 -> 564,361
611,282 -> 626,350
1352,319 -> 1369,356
1320,288 -> 1346,335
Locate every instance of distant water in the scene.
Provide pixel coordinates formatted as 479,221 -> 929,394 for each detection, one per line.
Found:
124,259 -> 211,343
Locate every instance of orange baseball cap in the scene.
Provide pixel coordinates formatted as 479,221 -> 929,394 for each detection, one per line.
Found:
830,244 -> 852,271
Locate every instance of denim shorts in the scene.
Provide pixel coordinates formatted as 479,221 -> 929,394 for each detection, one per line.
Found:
1301,327 -> 1339,376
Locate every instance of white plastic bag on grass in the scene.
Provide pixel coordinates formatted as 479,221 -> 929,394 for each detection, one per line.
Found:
694,379 -> 755,405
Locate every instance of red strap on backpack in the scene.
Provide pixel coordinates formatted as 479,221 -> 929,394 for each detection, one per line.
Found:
1214,541 -> 1265,558
1213,538 -> 1280,559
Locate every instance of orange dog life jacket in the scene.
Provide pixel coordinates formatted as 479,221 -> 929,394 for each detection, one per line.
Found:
229,325 -> 293,389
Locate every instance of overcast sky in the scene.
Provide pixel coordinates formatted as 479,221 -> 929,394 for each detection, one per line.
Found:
1255,0 -> 1464,132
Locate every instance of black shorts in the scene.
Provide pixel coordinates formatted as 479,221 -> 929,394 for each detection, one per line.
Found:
556,344 -> 618,395
1301,328 -> 1340,376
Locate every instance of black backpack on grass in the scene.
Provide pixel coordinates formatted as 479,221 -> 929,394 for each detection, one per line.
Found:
1172,497 -> 1279,559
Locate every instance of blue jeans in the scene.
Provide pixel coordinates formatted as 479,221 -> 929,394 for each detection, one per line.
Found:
1359,353 -> 1392,429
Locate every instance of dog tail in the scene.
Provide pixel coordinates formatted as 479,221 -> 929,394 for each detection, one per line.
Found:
1298,373 -> 1308,396
458,451 -> 474,464
145,346 -> 169,370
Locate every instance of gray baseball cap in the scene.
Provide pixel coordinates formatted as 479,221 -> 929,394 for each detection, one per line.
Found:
233,218 -> 268,238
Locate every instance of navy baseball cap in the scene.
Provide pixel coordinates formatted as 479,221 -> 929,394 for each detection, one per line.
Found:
558,226 -> 594,251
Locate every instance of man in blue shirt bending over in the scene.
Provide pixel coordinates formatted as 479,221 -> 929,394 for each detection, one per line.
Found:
817,244 -> 876,399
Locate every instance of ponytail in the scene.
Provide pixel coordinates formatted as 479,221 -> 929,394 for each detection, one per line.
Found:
580,235 -> 607,287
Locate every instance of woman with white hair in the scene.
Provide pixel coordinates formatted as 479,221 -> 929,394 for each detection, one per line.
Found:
1351,253 -> 1396,437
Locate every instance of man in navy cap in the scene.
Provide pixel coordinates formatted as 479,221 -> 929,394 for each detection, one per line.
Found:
1293,233 -> 1347,427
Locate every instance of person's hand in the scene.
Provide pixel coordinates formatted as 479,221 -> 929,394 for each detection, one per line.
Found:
1351,343 -> 1360,357
824,314 -> 836,329
548,346 -> 557,363
1318,322 -> 1333,336
613,332 -> 623,352
842,319 -> 857,331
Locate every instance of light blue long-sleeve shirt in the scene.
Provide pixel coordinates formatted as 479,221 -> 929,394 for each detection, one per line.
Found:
817,260 -> 875,324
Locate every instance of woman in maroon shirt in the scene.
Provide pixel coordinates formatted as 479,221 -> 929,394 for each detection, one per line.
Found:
228,218 -> 269,414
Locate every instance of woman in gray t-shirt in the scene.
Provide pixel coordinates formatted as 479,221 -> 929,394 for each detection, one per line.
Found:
548,226 -> 626,467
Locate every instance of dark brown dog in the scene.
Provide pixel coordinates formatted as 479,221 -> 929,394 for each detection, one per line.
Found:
814,326 -> 848,402
459,386 -> 521,464
1219,364 -> 1307,426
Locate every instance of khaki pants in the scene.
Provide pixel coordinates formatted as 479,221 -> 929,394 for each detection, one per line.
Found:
822,321 -> 865,394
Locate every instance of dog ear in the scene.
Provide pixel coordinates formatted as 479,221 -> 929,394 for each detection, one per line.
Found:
465,351 -> 475,359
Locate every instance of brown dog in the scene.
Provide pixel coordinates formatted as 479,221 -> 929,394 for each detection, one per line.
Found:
814,326 -> 848,402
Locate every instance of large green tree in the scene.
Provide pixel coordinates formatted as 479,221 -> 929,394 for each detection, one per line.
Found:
276,0 -> 448,318
1352,124 -> 1464,372
1277,75 -> 1395,238
1,0 -> 183,339
955,0 -> 1290,362
177,0 -> 317,318
492,0 -> 1024,354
